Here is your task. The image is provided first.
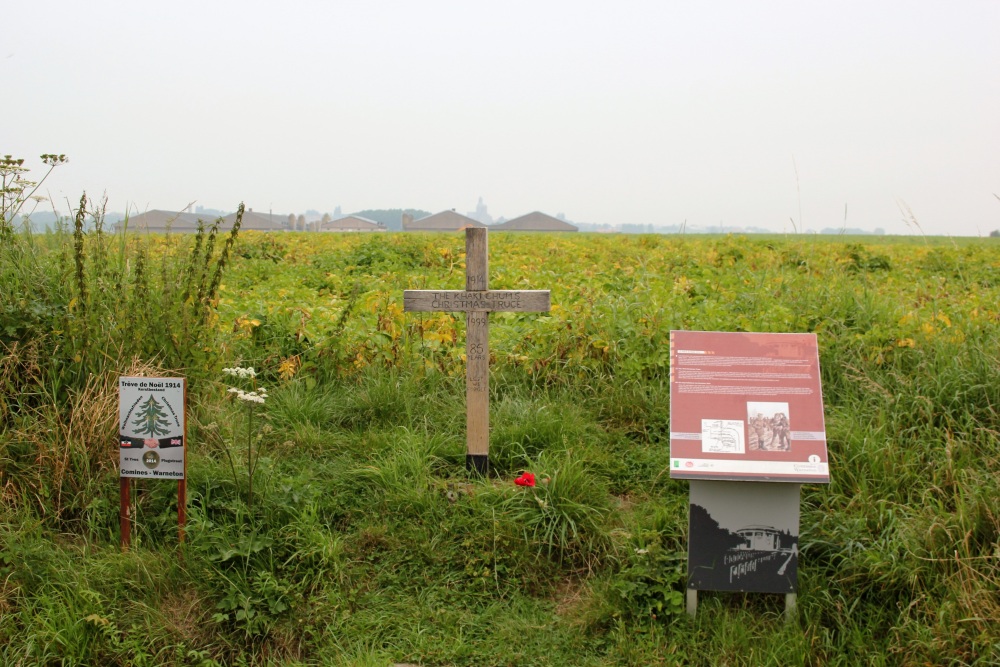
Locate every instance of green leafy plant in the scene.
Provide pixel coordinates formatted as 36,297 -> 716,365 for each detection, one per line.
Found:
609,533 -> 686,621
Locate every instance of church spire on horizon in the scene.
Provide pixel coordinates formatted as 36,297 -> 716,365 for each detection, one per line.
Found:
468,196 -> 493,225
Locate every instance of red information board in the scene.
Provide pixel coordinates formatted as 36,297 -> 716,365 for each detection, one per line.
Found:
669,330 -> 829,483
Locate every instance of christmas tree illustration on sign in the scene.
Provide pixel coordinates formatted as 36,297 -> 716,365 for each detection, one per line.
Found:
133,395 -> 171,444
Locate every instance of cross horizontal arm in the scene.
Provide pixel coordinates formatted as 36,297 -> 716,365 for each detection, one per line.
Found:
404,290 -> 550,313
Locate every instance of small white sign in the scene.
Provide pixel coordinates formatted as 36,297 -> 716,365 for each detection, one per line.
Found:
119,377 -> 185,479
701,419 -> 745,454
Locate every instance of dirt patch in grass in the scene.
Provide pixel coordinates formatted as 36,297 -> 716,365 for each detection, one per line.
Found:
552,577 -> 589,617
159,587 -> 214,644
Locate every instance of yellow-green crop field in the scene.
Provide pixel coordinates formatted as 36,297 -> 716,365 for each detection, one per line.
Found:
217,231 -> 998,381
2,226 -> 998,665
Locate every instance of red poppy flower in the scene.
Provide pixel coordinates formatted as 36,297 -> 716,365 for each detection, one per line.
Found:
514,472 -> 536,487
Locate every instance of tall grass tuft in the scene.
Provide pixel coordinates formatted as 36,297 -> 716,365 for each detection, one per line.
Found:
506,452 -> 613,566
0,182 -> 245,524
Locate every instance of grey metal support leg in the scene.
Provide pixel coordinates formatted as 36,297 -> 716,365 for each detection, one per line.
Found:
785,593 -> 797,624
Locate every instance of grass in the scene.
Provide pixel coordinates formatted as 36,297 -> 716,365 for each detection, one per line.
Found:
1,214 -> 998,664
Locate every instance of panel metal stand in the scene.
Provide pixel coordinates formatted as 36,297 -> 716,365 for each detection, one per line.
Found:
784,593 -> 797,624
686,589 -> 697,617
686,585 -> 797,623
686,481 -> 801,623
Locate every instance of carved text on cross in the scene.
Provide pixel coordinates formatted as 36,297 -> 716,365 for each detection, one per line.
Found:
403,227 -> 550,473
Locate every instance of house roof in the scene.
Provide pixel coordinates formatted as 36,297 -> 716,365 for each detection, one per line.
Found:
320,215 -> 385,231
119,210 -> 207,233
405,210 -> 486,231
491,211 -> 578,232
221,210 -> 286,231
118,209 -> 288,233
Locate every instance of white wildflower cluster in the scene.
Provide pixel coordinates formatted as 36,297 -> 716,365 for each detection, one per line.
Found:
223,367 -> 257,379
227,387 -> 268,404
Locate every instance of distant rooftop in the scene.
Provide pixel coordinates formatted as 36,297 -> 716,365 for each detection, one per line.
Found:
405,210 -> 485,231
491,211 -> 578,232
320,215 -> 386,232
118,208 -> 286,233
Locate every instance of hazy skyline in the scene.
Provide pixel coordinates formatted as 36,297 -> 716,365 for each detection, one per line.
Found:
6,1 -> 999,235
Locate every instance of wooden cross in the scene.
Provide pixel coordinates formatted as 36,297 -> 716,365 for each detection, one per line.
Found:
404,227 -> 550,473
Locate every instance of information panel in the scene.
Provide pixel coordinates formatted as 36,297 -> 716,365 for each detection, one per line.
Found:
119,377 -> 185,479
669,331 -> 829,483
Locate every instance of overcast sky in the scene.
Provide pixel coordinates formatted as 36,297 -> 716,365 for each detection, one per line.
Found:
6,1 -> 999,234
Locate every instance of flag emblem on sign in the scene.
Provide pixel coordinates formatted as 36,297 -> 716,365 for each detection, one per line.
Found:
171,439 -> 181,445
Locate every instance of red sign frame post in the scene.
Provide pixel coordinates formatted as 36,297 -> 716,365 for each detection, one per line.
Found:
118,376 -> 187,549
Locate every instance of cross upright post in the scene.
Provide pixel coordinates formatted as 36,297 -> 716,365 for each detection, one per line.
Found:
404,227 -> 550,474
465,228 -> 490,471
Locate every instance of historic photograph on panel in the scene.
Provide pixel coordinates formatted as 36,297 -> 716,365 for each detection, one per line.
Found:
688,481 -> 799,594
747,401 -> 792,452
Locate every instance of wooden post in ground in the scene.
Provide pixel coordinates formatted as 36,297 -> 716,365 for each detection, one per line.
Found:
178,379 -> 188,545
465,228 -> 490,471
178,479 -> 186,544
120,477 -> 131,550
404,227 -> 550,474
